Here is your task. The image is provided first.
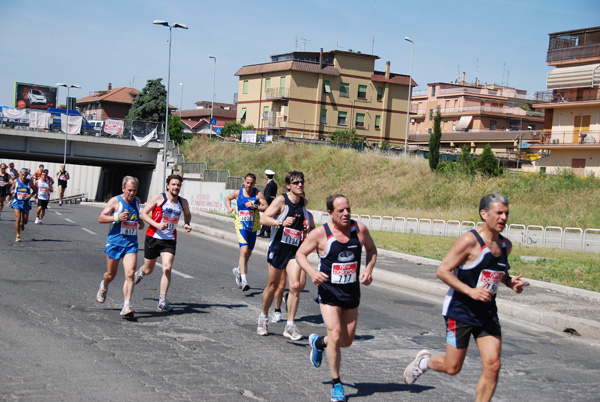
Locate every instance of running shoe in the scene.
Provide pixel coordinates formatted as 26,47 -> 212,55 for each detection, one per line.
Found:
158,299 -> 173,312
35,217 -> 39,224
309,333 -> 323,368
331,383 -> 345,402
232,267 -> 242,288
96,283 -> 107,303
15,235 -> 21,242
38,220 -> 43,225
59,201 -> 62,206
241,281 -> 250,292
271,310 -> 282,323
403,349 -> 431,385
134,268 -> 144,284
257,315 -> 269,336
283,324 -> 302,341
120,304 -> 134,318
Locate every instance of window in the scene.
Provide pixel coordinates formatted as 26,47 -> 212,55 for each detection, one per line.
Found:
356,113 -> 365,128
358,85 -> 367,99
377,87 -> 383,101
337,111 -> 347,126
375,115 -> 381,129
340,83 -> 349,97
324,80 -> 331,93
239,107 -> 247,123
280,76 -> 286,97
243,80 -> 248,94
263,106 -> 269,119
429,109 -> 434,121
265,78 -> 271,91
321,109 -> 327,124
490,120 -> 497,131
431,86 -> 436,97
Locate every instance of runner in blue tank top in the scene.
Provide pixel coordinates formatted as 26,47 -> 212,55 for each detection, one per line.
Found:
296,194 -> 377,402
10,168 -> 36,242
403,194 -> 525,402
225,173 -> 268,292
95,176 -> 145,319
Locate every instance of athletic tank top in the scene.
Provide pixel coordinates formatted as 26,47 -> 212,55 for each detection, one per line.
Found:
58,170 -> 69,181
13,178 -> 31,201
146,193 -> 183,241
442,229 -> 510,326
36,179 -> 50,201
234,187 -> 260,232
0,173 -> 9,188
317,220 -> 362,303
106,195 -> 140,247
269,194 -> 306,256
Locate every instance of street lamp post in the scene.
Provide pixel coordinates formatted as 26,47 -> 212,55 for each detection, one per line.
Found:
56,83 -> 81,166
209,55 -> 216,139
404,37 -> 414,155
179,82 -> 183,117
153,19 -> 188,185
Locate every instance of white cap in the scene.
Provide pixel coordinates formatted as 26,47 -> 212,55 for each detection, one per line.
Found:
265,169 -> 275,175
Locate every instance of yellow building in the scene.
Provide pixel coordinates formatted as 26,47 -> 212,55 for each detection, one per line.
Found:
235,50 -> 414,145
530,26 -> 600,176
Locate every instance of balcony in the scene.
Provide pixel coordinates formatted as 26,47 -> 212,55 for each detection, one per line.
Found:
262,111 -> 288,129
533,89 -> 600,105
438,106 -> 544,118
437,86 -> 529,100
547,43 -> 600,64
536,130 -> 600,145
265,87 -> 290,100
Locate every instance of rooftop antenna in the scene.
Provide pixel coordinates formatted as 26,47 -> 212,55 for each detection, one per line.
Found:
300,37 -> 309,52
371,0 -> 376,54
337,40 -> 345,50
475,58 -> 479,84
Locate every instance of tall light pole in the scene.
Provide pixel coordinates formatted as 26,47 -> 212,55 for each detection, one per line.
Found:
56,83 -> 81,166
404,37 -> 414,155
153,19 -> 188,185
209,55 -> 216,139
179,82 -> 183,117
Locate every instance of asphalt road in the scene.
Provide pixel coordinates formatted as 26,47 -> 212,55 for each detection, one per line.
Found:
1,204 -> 600,401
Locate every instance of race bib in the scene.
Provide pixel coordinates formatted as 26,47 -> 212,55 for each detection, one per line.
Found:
331,262 -> 358,284
17,191 -> 27,200
39,188 -> 48,194
120,221 -> 138,236
0,179 -> 6,186
162,216 -> 178,231
239,210 -> 254,222
476,269 -> 505,294
281,227 -> 301,247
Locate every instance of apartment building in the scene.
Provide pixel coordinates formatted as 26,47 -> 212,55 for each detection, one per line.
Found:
235,50 -> 414,145
530,26 -> 600,175
77,84 -> 140,120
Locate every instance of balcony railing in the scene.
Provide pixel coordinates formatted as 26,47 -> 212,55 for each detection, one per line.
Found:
437,86 -> 530,100
533,90 -> 600,104
538,130 -> 600,145
265,87 -> 290,99
438,106 -> 544,117
262,111 -> 288,128
547,43 -> 600,63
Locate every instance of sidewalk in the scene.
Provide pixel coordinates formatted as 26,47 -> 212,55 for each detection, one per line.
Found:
189,210 -> 600,341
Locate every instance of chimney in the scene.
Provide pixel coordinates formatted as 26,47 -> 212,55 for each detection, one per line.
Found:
108,83 -> 112,90
385,61 -> 390,79
462,73 -> 465,84
319,48 -> 323,69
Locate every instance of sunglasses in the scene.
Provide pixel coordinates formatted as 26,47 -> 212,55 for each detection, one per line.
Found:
291,180 -> 305,185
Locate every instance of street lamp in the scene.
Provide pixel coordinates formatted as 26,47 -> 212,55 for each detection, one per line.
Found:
153,19 -> 188,185
56,83 -> 81,166
209,55 -> 216,139
179,82 -> 183,117
404,37 -> 414,155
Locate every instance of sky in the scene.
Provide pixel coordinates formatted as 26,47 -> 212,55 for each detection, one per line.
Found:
1,0 -> 599,109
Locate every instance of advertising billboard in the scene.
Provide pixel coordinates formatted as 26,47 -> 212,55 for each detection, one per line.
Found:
14,82 -> 58,110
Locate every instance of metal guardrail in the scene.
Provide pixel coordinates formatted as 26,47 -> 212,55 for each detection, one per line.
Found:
49,193 -> 87,204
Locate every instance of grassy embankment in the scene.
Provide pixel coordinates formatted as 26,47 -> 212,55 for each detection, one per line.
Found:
181,138 -> 600,292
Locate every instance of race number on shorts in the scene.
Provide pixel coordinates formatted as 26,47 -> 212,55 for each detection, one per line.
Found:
331,262 -> 357,284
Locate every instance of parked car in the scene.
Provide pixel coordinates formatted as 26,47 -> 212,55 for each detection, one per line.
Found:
47,108 -> 95,135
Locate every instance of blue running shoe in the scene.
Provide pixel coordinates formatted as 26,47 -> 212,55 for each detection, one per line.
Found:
331,383 -> 345,402
309,333 -> 323,368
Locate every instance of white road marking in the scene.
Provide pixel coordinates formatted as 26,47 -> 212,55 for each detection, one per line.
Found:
82,228 -> 96,235
65,218 -> 75,223
137,262 -> 194,279
55,211 -> 62,216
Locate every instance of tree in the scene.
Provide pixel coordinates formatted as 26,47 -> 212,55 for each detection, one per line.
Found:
126,78 -> 167,123
456,145 -> 475,175
476,143 -> 503,176
168,115 -> 191,146
329,128 -> 366,147
428,109 -> 442,171
222,121 -> 255,140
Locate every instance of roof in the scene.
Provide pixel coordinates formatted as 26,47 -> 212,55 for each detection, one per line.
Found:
235,60 -> 340,77
372,71 -> 416,87
77,87 -> 140,105
179,108 -> 237,120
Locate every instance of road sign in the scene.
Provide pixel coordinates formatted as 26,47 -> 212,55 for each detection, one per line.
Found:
210,118 -> 217,125
215,127 -> 222,134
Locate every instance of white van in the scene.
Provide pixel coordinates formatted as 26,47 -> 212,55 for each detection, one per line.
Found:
89,120 -> 103,134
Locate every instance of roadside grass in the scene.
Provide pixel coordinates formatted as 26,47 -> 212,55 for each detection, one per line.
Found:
371,230 -> 600,293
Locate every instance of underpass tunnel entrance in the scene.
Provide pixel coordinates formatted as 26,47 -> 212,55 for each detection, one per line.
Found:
96,167 -> 154,203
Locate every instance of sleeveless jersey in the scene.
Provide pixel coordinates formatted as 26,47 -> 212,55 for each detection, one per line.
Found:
234,187 -> 260,232
106,195 -> 140,247
442,229 -> 510,326
146,193 -> 183,241
317,220 -> 362,304
36,179 -> 50,201
269,194 -> 306,257
11,178 -> 32,212
58,170 -> 69,181
0,173 -> 9,196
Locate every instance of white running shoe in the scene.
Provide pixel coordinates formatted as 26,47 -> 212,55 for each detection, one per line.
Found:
158,299 -> 173,312
257,315 -> 269,336
35,217 -> 39,224
96,283 -> 107,303
271,310 -> 282,323
283,324 -> 302,341
134,268 -> 144,285
120,304 -> 134,318
403,349 -> 431,385
241,281 -> 250,292
232,267 -> 242,288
